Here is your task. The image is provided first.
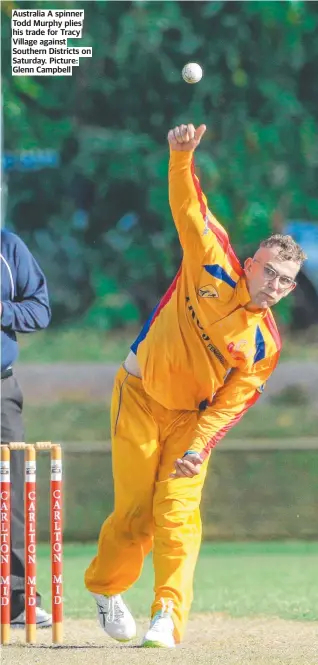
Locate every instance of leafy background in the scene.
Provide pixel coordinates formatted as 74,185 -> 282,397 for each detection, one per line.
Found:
2,0 -> 318,330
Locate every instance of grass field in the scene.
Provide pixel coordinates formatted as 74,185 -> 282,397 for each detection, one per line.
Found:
36,541 -> 318,621
18,328 -> 135,363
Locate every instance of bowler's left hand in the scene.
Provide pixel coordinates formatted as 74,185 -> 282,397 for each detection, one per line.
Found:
170,452 -> 203,479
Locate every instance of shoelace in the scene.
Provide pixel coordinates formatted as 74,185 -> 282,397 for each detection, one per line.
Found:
106,596 -> 125,623
151,598 -> 174,632
98,595 -> 125,624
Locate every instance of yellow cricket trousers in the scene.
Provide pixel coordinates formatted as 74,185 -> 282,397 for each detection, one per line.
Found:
84,366 -> 209,642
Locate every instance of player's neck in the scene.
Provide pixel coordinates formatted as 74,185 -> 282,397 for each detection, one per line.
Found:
245,301 -> 267,313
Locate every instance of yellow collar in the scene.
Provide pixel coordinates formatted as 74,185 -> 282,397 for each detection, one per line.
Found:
236,276 -> 251,307
236,277 -> 269,318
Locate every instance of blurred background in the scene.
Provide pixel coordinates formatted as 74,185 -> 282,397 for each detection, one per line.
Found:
2,0 -> 318,541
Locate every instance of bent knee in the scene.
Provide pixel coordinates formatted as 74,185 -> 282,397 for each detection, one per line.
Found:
114,510 -> 153,542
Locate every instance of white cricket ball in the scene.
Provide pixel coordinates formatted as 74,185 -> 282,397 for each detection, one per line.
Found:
182,62 -> 203,84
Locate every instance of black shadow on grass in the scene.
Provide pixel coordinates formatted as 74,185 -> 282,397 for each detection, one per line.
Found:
5,643 -> 150,650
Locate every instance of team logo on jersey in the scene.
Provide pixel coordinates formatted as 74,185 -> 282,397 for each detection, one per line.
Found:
227,340 -> 253,361
198,284 -> 219,298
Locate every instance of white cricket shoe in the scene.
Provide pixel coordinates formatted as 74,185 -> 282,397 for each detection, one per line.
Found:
11,606 -> 52,628
92,592 -> 136,642
142,599 -> 175,648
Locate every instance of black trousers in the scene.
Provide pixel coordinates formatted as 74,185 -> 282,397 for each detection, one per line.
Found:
1,374 -> 41,620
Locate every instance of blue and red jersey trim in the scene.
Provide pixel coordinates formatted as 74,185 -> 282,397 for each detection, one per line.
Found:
131,267 -> 182,355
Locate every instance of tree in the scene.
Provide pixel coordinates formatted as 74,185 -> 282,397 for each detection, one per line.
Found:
3,0 -> 318,327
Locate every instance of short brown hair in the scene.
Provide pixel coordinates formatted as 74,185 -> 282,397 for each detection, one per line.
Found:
260,234 -> 307,267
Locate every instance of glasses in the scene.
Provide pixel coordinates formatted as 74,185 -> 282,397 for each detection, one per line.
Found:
253,259 -> 296,289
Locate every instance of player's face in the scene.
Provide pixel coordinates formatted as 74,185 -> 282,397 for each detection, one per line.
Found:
244,246 -> 299,309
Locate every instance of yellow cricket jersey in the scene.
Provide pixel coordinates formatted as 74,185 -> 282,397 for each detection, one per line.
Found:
131,150 -> 281,457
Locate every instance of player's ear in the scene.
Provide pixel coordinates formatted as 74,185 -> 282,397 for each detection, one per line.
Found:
244,257 -> 253,273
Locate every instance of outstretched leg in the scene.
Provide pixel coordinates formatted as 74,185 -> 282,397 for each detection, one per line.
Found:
85,367 -> 160,595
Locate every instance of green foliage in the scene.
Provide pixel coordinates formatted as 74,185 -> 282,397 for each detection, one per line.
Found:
23,399 -> 318,441
3,0 -> 318,326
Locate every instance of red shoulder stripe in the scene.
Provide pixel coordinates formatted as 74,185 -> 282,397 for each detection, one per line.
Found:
150,266 -> 182,327
200,390 -> 261,459
190,160 -> 243,276
263,311 -> 282,351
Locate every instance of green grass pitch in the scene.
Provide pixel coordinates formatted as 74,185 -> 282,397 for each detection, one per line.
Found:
36,541 -> 318,621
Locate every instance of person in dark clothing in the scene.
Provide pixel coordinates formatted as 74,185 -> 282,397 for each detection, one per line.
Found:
1,228 -> 52,627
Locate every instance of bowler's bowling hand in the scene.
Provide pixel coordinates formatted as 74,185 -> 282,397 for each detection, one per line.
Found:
167,123 -> 206,152
170,452 -> 203,479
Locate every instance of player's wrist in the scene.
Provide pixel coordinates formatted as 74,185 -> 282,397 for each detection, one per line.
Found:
169,147 -> 194,158
183,450 -> 202,460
